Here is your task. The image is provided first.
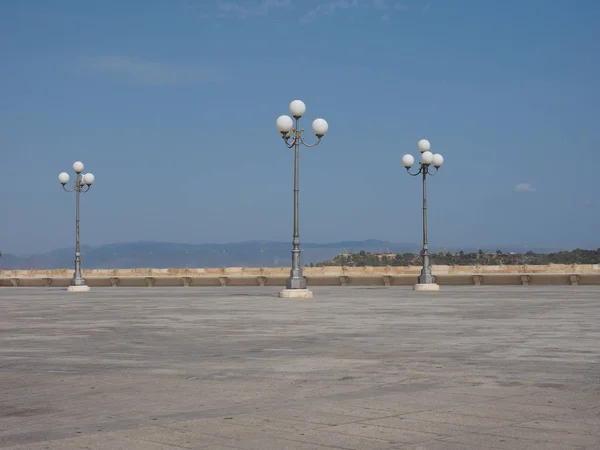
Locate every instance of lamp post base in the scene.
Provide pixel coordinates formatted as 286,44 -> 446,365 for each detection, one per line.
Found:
413,283 -> 440,291
67,285 -> 90,292
278,288 -> 313,299
286,273 -> 307,290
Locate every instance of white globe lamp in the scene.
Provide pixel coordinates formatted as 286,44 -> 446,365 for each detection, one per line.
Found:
312,118 -> 328,138
421,151 -> 434,165
276,115 -> 294,136
84,173 -> 95,185
72,161 -> 84,173
402,154 -> 415,168
417,139 -> 431,153
289,100 -> 306,118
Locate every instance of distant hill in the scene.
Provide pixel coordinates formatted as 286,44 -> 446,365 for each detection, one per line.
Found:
0,240 -> 570,270
316,248 -> 600,267
0,240 -> 422,270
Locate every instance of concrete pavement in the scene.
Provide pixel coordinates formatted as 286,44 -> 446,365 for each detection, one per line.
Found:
1,286 -> 599,449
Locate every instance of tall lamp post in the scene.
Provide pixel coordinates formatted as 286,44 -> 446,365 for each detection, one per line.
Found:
402,139 -> 444,291
275,100 -> 329,299
58,161 -> 95,292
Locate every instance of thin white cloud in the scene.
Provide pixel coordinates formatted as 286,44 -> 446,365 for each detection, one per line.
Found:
191,0 -> 407,23
195,0 -> 293,20
83,56 -> 220,86
300,0 -> 408,23
421,1 -> 432,13
368,0 -> 407,10
300,0 -> 358,24
514,183 -> 536,193
374,0 -> 407,18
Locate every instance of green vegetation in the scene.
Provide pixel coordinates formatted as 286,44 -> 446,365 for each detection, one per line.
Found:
315,248 -> 600,267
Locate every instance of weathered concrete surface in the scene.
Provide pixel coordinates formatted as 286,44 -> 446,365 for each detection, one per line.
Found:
1,286 -> 599,449
1,264 -> 600,288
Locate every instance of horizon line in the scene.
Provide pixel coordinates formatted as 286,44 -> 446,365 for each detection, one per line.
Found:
2,239 -> 588,258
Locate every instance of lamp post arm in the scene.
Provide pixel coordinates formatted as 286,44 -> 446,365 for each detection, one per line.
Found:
426,166 -> 440,176
406,166 -> 423,177
283,135 -> 297,148
299,135 -> 322,148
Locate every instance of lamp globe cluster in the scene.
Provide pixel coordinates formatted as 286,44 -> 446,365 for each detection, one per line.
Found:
275,99 -> 329,141
58,162 -> 95,187
403,139 -> 444,170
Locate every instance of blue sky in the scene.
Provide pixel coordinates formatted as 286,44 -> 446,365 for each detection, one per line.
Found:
1,0 -> 599,254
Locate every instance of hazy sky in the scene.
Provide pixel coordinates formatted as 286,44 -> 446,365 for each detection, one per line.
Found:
1,0 -> 599,254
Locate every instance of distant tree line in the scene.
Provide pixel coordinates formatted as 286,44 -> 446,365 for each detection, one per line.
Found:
313,248 -> 600,267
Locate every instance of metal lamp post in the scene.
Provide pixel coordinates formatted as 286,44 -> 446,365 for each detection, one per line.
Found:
275,100 -> 329,299
58,161 -> 95,292
402,139 -> 444,291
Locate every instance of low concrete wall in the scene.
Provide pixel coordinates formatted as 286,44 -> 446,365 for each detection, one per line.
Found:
1,265 -> 599,288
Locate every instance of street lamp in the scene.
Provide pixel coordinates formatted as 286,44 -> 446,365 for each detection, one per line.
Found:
402,139 -> 444,291
58,161 -> 95,292
276,100 -> 329,299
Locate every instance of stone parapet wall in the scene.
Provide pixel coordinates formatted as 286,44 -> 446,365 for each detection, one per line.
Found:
1,265 -> 599,287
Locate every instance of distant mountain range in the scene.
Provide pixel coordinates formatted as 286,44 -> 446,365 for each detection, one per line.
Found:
0,240 -> 566,270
